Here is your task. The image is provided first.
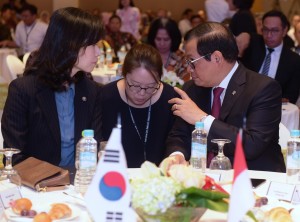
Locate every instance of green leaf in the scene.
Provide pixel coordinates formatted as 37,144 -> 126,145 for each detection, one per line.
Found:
179,187 -> 229,200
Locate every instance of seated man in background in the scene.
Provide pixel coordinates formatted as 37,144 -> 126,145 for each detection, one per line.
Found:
0,4 -> 48,59
163,22 -> 285,172
104,14 -> 138,61
240,10 -> 300,104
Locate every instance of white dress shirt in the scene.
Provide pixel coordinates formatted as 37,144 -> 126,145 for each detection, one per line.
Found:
203,61 -> 239,133
259,43 -> 283,79
15,20 -> 48,55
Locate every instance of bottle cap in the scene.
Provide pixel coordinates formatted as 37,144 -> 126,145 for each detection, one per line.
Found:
195,121 -> 204,129
83,129 -> 94,137
290,130 -> 300,137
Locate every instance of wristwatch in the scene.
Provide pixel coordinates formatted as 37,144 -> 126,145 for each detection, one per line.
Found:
199,114 -> 208,122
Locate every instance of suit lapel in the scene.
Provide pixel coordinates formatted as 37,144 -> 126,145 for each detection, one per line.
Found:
219,64 -> 246,120
36,84 -> 60,146
74,78 -> 89,143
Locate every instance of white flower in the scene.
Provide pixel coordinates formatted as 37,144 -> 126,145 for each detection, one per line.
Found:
162,68 -> 184,87
168,164 -> 205,189
131,161 -> 181,215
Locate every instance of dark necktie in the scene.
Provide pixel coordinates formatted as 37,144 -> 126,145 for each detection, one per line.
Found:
207,87 -> 224,167
261,48 -> 274,75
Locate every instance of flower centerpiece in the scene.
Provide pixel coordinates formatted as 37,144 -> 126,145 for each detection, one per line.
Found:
161,69 -> 184,88
130,161 -> 229,222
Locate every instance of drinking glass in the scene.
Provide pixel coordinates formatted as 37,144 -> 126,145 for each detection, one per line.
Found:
0,148 -> 22,187
209,139 -> 232,170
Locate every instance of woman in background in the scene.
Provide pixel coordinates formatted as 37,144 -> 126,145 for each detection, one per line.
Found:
101,44 -> 177,167
147,18 -> 190,81
116,0 -> 141,40
2,7 -> 103,167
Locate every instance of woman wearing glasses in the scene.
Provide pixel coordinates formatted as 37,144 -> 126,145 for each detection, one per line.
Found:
100,43 -> 178,167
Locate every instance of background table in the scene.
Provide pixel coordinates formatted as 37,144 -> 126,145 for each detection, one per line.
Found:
0,48 -> 18,83
92,65 -> 121,85
282,102 -> 299,131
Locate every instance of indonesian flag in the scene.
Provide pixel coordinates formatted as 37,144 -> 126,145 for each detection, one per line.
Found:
228,129 -> 255,222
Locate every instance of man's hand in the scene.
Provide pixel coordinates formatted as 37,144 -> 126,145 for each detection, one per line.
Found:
168,87 -> 207,124
159,154 -> 187,175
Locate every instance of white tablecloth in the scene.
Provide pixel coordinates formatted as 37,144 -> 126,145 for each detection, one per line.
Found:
282,102 -> 299,131
0,48 -> 18,83
1,169 -> 298,222
91,65 -> 120,85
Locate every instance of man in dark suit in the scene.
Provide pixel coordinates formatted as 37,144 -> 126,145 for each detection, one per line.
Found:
240,10 -> 300,104
164,22 -> 285,172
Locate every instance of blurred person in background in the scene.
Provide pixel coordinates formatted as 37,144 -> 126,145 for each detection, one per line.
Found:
0,4 -> 14,41
227,0 -> 257,36
191,14 -> 205,28
116,0 -> 141,40
100,44 -> 178,167
178,8 -> 193,36
205,0 -> 232,23
240,10 -> 300,104
147,18 -> 190,81
104,14 -> 138,59
1,7 -> 103,167
287,13 -> 300,46
0,4 -> 48,59
39,10 -> 50,24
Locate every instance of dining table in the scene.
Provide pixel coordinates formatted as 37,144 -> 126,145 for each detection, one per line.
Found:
1,168 -> 299,222
281,102 -> 300,131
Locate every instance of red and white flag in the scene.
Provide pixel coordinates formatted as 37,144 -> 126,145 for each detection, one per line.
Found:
228,129 -> 255,222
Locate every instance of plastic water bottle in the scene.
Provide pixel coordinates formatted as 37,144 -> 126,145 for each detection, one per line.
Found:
190,122 -> 207,172
286,129 -> 300,184
105,48 -> 113,66
74,129 -> 98,194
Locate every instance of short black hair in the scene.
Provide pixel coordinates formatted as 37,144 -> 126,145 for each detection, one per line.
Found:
263,10 -> 290,29
20,3 -> 38,15
184,22 -> 238,63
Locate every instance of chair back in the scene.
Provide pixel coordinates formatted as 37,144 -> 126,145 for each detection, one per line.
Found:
23,52 -> 31,66
6,55 -> 25,80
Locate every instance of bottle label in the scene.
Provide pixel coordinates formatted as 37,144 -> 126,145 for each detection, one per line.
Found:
191,142 -> 207,158
79,152 -> 97,169
287,151 -> 300,169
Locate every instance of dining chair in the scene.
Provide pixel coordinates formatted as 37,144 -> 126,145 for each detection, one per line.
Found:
5,55 -> 25,80
22,52 -> 31,66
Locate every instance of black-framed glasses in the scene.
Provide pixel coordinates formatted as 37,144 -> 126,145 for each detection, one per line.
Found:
126,80 -> 160,94
185,53 -> 211,69
261,27 -> 281,36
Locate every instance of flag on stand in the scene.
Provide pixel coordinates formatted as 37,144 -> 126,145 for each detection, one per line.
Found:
228,129 -> 255,222
85,117 -> 135,222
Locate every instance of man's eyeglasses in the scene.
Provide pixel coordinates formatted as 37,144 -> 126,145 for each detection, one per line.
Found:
126,80 -> 160,94
185,53 -> 211,69
262,27 -> 281,36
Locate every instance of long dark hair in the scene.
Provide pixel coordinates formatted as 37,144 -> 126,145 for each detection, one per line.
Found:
24,7 -> 104,91
147,18 -> 182,52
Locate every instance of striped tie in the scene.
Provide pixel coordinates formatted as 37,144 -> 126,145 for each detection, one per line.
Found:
261,48 -> 274,75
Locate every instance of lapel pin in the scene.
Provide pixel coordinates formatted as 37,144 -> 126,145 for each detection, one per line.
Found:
232,91 -> 236,95
82,96 -> 87,102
